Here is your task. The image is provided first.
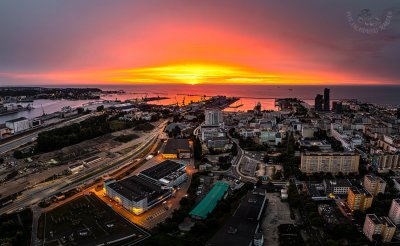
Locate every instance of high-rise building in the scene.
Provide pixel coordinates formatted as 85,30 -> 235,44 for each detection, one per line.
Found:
388,199 -> 400,225
300,151 -> 360,174
204,110 -> 223,126
347,187 -> 373,211
363,214 -> 396,243
314,94 -> 324,111
363,175 -> 386,196
324,88 -> 330,111
332,101 -> 343,113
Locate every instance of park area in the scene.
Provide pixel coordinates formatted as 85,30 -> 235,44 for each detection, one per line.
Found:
38,193 -> 149,246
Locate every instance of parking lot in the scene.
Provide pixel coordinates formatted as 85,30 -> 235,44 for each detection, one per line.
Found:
38,194 -> 148,246
262,192 -> 295,246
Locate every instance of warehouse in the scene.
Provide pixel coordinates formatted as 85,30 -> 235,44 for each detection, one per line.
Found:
104,175 -> 173,215
162,139 -> 191,159
139,160 -> 187,187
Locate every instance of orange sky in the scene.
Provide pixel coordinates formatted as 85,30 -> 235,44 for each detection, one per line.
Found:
0,1 -> 399,85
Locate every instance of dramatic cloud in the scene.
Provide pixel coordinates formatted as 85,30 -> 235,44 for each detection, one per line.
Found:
0,0 -> 399,85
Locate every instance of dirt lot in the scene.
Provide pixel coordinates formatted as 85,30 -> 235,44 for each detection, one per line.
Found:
262,192 -> 295,246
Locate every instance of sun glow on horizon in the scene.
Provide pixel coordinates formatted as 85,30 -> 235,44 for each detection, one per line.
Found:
0,63 -> 392,85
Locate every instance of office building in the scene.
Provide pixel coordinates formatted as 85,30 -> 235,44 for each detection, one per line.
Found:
162,139 -> 191,159
200,125 -> 224,141
323,179 -> 352,195
314,94 -> 324,111
104,175 -> 173,215
324,88 -> 330,111
363,175 -> 386,196
300,151 -> 360,174
388,199 -> 400,225
205,110 -> 223,126
347,187 -> 373,211
363,214 -> 396,243
139,160 -> 187,187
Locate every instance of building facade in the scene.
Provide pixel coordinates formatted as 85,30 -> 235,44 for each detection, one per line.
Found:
363,175 -> 386,196
347,187 -> 373,212
323,179 -> 352,195
5,117 -> 30,134
104,176 -> 173,215
372,154 -> 400,170
363,214 -> 396,243
300,152 -> 360,174
314,94 -> 323,111
324,88 -> 330,111
388,199 -> 400,225
204,110 -> 223,126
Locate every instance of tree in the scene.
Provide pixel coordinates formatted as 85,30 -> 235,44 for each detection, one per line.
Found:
372,234 -> 383,245
193,137 -> 202,160
13,150 -> 24,159
171,126 -> 181,138
231,142 -> 238,156
77,107 -> 84,114
96,105 -> 104,112
310,217 -> 324,227
353,210 -> 366,224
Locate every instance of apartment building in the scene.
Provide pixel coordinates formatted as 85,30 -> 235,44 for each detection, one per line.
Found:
388,199 -> 400,225
347,187 -> 373,211
300,151 -> 360,174
363,175 -> 386,196
363,214 -> 396,243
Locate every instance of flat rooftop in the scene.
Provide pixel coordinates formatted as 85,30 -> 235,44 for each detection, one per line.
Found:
6,117 -> 28,123
207,190 -> 267,246
190,182 -> 229,219
140,160 -> 184,180
350,187 -> 372,197
106,175 -> 168,202
164,139 -> 190,154
303,151 -> 359,156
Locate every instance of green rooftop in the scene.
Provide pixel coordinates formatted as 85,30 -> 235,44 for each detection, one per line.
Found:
190,181 -> 230,219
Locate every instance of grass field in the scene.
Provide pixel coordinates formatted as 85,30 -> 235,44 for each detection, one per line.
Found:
38,194 -> 149,246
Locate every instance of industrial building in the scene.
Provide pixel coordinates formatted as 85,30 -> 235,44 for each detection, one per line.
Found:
5,117 -> 30,134
104,175 -> 173,215
162,139 -> 191,159
207,188 -> 267,246
139,160 -> 187,187
190,182 -> 229,220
